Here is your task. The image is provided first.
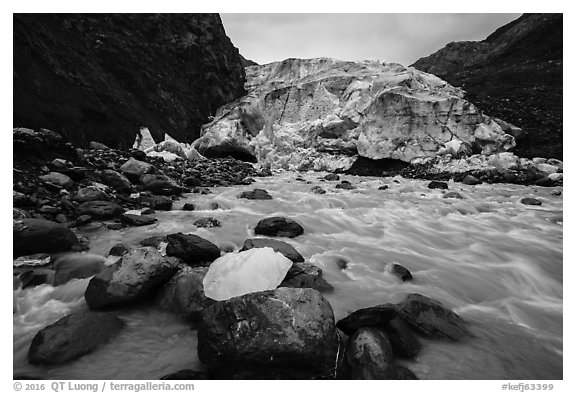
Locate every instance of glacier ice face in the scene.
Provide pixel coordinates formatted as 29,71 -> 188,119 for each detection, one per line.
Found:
203,247 -> 293,301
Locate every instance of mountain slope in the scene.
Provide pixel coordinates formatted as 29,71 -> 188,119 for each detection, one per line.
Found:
13,14 -> 246,148
412,13 -> 562,159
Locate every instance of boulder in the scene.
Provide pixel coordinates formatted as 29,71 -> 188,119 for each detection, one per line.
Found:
100,170 -> 133,193
109,244 -> 130,257
381,317 -> 421,359
443,191 -> 463,199
139,173 -> 183,195
193,217 -> 221,228
203,248 -> 293,301
77,201 -> 125,219
335,181 -> 355,190
428,180 -> 448,189
182,203 -> 195,211
28,311 -> 123,365
39,172 -> 74,189
521,197 -> 542,206
345,327 -> 396,379
396,293 -> 470,340
462,174 -> 482,185
84,247 -> 180,309
336,304 -> 399,336
311,185 -> 327,194
71,186 -> 109,203
386,263 -> 413,282
237,189 -> 273,200
120,158 -> 154,179
150,195 -> 173,211
52,253 -> 107,286
140,236 -> 168,248
155,266 -> 214,321
13,219 -> 79,258
89,141 -> 110,150
324,174 -> 340,181
120,213 -> 158,226
197,287 -> 340,379
254,217 -> 304,238
240,238 -> 304,263
281,262 -> 333,293
166,233 -> 221,266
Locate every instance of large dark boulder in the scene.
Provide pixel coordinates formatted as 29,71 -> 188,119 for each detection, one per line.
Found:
237,189 -> 273,200
197,287 -> 340,379
155,266 -> 214,321
84,247 -> 180,309
71,186 -> 110,203
254,217 -> 304,238
14,14 -> 246,148
77,200 -> 125,219
166,233 -> 221,266
13,219 -> 79,258
139,173 -> 184,195
396,293 -> 470,340
381,317 -> 421,359
120,213 -> 158,226
240,238 -> 304,263
99,170 -> 133,193
28,311 -> 123,365
345,327 -> 396,379
280,262 -> 333,293
336,304 -> 399,336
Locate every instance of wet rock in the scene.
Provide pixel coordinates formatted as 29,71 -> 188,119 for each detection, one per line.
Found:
208,201 -> 219,209
106,223 -> 123,230
395,365 -> 419,380
428,180 -> 448,189
28,311 -> 123,365
443,191 -> 463,199
166,233 -> 221,266
254,217 -> 304,238
76,215 -> 93,225
336,304 -> 399,336
120,213 -> 158,226
100,170 -> 133,194
150,195 -> 173,211
119,158 -> 154,180
378,185 -> 389,190
13,253 -> 52,268
13,191 -> 34,208
197,287 -> 340,379
13,218 -> 79,258
237,188 -> 273,200
521,197 -> 542,206
85,247 -> 180,309
51,158 -> 72,169
155,266 -> 214,322
160,370 -> 209,380
396,293 -> 470,340
334,257 -> 349,270
77,201 -> 125,219
141,208 -> 155,215
345,327 -> 396,379
16,269 -> 54,289
534,176 -> 557,187
183,176 -> 202,187
52,253 -> 107,286
240,238 -> 304,263
336,181 -> 355,190
551,190 -> 562,196
109,244 -> 130,257
386,263 -> 413,281
324,173 -> 340,181
381,317 -> 421,359
140,236 -> 168,248
462,174 -> 482,185
281,262 -> 333,293
39,172 -> 74,189
182,203 -> 195,211
139,173 -> 184,195
311,185 -> 326,194
71,186 -> 109,203
39,205 -> 61,215
193,217 -> 221,228
89,141 -> 110,150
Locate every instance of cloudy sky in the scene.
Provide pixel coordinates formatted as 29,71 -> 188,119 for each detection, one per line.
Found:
221,14 -> 522,66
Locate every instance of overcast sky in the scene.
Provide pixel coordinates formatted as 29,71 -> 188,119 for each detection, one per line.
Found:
221,14 -> 522,66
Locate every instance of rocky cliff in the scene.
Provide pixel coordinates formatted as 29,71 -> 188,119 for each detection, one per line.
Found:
193,58 -> 520,171
412,13 -> 562,159
14,14 -> 246,148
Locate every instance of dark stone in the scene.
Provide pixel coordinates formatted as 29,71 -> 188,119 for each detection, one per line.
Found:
120,158 -> 154,180
387,263 -> 413,282
17,269 -> 53,289
182,203 -> 195,211
240,238 -> 304,263
160,370 -> 209,380
77,200 -> 125,219
28,311 -> 123,365
197,287 -> 340,379
139,173 -> 183,195
183,176 -> 202,187
155,266 -> 214,322
76,215 -> 93,225
130,149 -> 147,160
443,191 -> 463,199
345,327 -> 396,379
281,263 -> 333,293
462,174 -> 482,185
254,217 -> 304,238
381,317 -> 421,359
109,244 -> 130,257
106,223 -> 123,230
194,217 -> 221,228
13,218 -> 79,258
395,365 -> 419,380
13,191 -> 34,208
324,173 -> 340,181
71,186 -> 109,203
378,185 -> 389,190
208,201 -> 220,210
89,141 -> 110,150
428,180 -> 448,189
166,233 -> 221,266
345,157 -> 409,177
336,304 -> 399,336
39,172 -> 74,189
311,185 -> 326,194
85,247 -> 180,310
120,213 -> 158,226
100,170 -> 133,193
335,181 -> 355,190
396,293 -> 470,340
197,141 -> 257,163
535,176 -> 557,187
237,188 -> 273,200
39,205 -> 61,215
52,253 -> 106,286
150,195 -> 173,211
140,236 -> 168,248
141,208 -> 155,215
334,257 -> 349,270
521,197 -> 542,206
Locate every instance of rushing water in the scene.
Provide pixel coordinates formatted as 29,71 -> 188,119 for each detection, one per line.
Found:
13,172 -> 563,380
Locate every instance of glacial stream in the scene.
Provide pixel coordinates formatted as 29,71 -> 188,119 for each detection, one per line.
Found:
13,172 -> 563,380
